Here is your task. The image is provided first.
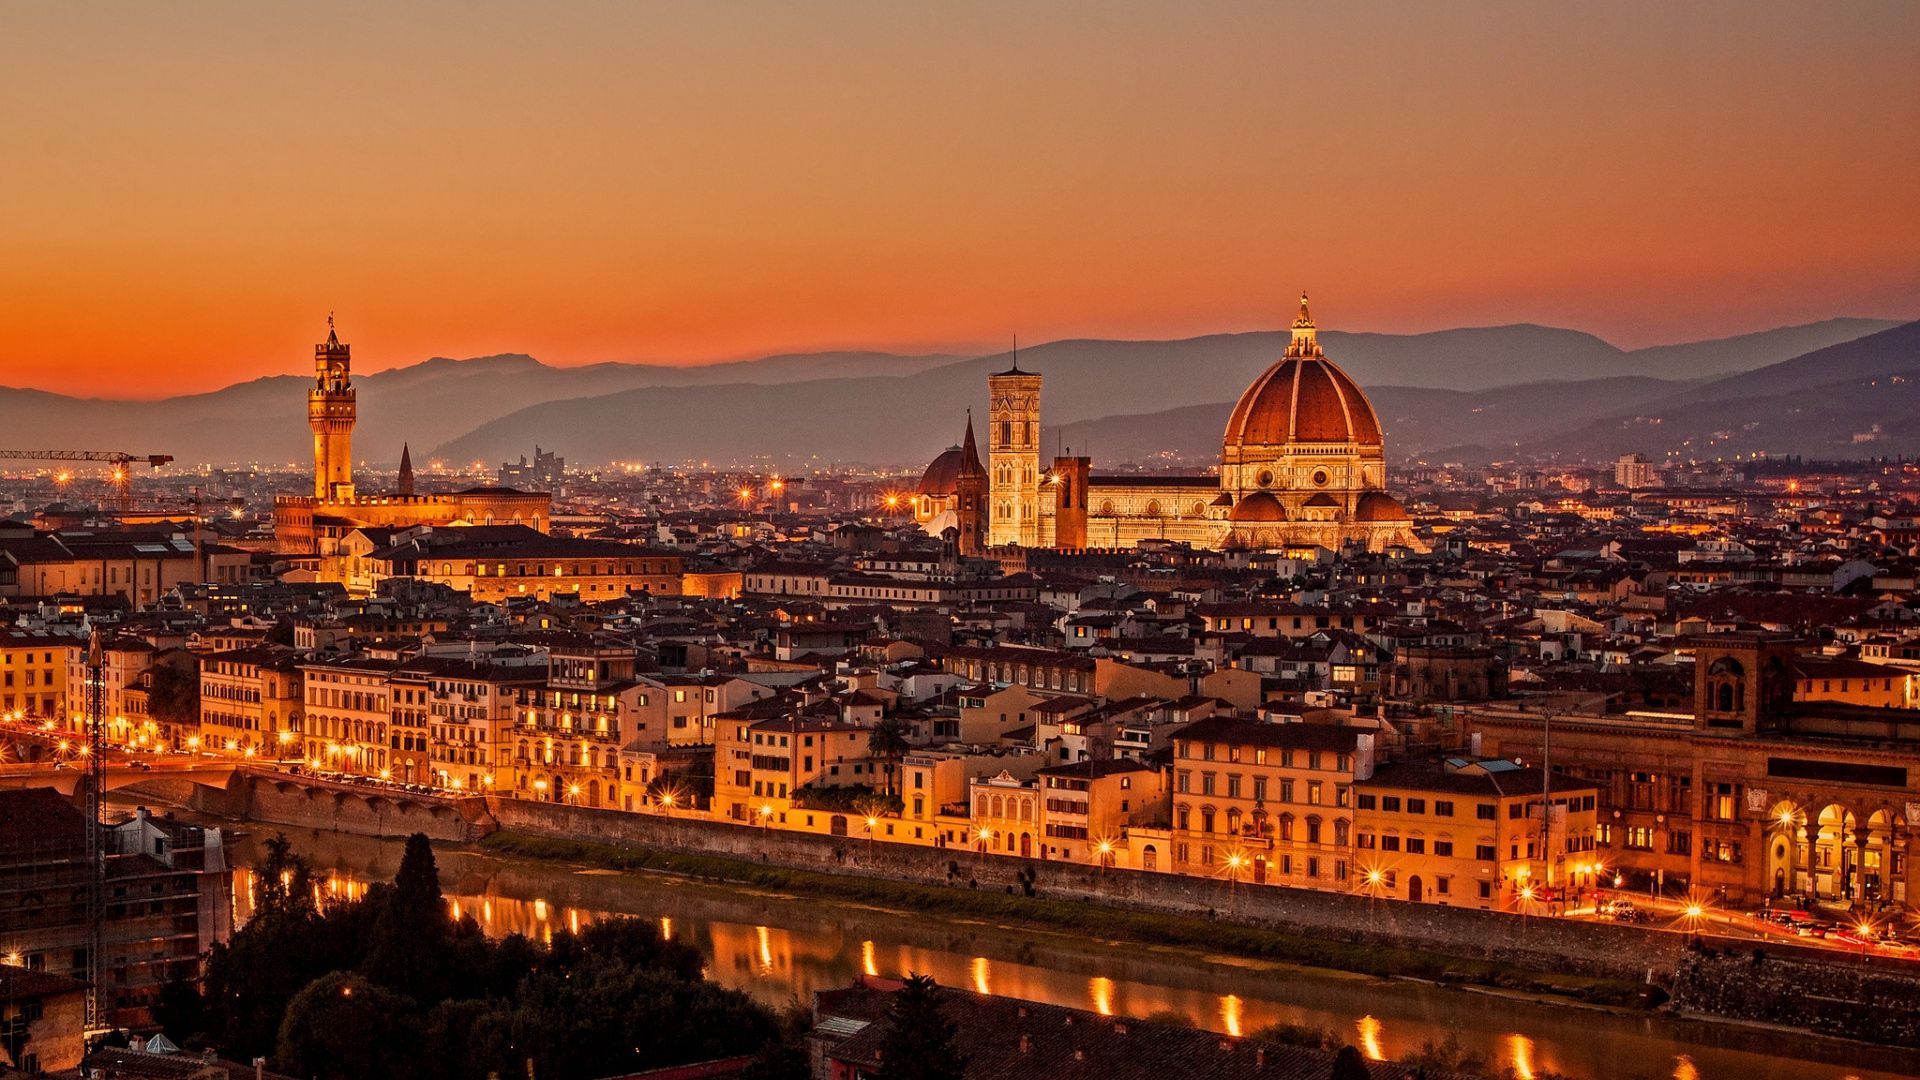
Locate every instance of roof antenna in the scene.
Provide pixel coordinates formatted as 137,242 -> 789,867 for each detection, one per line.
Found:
1011,334 -> 1020,373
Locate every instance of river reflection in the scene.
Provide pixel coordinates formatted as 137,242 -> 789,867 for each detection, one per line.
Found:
218,823 -> 1913,1080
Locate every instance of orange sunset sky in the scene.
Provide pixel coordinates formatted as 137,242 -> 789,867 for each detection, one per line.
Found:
4,1 -> 1917,398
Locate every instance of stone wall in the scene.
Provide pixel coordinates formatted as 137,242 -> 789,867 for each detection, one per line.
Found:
1671,948 -> 1920,1048
124,771 -> 492,844
483,796 -> 1685,982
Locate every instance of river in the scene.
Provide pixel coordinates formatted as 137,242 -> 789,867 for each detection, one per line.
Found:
193,813 -> 1915,1080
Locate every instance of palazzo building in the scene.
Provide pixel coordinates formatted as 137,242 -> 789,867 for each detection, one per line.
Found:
273,320 -> 551,576
1466,633 -> 1920,910
919,297 -> 1422,553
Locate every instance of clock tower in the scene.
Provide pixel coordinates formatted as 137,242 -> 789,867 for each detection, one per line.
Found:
987,353 -> 1042,547
310,315 -> 356,501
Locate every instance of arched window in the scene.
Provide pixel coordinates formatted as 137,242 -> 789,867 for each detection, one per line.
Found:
1201,807 -> 1216,834
1226,808 -> 1242,834
1306,816 -> 1323,845
1333,818 -> 1350,845
1278,813 -> 1295,842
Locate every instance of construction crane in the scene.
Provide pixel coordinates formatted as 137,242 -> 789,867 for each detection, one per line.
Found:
82,631 -> 106,1033
0,450 -> 174,510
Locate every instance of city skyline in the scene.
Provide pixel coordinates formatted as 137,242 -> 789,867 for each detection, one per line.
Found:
5,1 -> 1918,396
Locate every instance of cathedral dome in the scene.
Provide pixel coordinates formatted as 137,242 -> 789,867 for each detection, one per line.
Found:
1223,296 -> 1383,450
1355,490 -> 1409,521
917,447 -> 965,496
1229,491 -> 1287,522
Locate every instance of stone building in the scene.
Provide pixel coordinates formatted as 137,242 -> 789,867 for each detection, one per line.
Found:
925,296 -> 1424,554
1466,633 -> 1920,909
273,320 -> 550,573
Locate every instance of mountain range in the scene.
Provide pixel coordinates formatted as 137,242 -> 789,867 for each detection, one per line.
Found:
0,317 -> 1909,471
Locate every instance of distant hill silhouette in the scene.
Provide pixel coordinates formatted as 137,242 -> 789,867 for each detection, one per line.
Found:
1046,376 -> 1694,463
432,319 -> 1901,467
1486,320 -> 1920,462
0,318 -> 1901,468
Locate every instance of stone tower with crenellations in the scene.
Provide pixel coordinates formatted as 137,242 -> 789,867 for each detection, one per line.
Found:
987,350 -> 1042,547
309,316 -> 356,501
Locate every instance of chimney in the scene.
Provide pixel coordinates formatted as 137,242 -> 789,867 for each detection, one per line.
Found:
1112,1022 -> 1128,1035
1256,1047 -> 1267,1067
1074,1049 -> 1086,1061
1018,1035 -> 1032,1054
254,1057 -> 267,1080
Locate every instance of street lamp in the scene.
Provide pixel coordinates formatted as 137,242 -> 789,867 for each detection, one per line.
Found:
864,815 -> 880,857
757,803 -> 774,831
1095,838 -> 1115,871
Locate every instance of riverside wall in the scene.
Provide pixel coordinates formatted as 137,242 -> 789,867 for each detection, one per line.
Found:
123,771 -> 493,844
481,795 -> 1685,984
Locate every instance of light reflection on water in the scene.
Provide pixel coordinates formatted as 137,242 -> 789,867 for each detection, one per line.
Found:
219,838 -> 1914,1080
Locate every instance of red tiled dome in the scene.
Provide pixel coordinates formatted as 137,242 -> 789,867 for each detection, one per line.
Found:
1229,491 -> 1287,522
1224,296 -> 1382,451
1224,356 -> 1383,448
917,447 -> 965,496
1355,490 -> 1409,521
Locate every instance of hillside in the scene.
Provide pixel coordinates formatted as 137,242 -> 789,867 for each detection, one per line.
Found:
0,318 -> 1897,468
1494,321 -> 1920,461
1044,376 -> 1693,464
435,319 -> 1898,467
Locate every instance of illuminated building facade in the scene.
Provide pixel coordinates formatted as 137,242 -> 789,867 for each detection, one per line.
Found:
273,322 -> 551,572
947,297 -> 1422,553
1467,634 -> 1920,909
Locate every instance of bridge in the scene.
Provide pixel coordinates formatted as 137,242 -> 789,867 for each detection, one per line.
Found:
0,759 -> 243,797
0,758 -> 495,843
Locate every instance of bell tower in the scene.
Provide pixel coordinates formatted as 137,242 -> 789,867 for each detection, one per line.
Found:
310,315 -> 356,501
987,345 -> 1042,547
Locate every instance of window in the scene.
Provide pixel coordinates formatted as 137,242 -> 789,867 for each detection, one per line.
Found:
1476,803 -> 1497,821
1381,835 -> 1401,852
1355,793 -> 1376,810
1434,800 -> 1454,818
1381,796 -> 1401,812
1434,840 -> 1453,857
1407,798 -> 1426,815
1475,844 -> 1497,861
1667,830 -> 1692,856
1405,838 -> 1426,854
1625,827 -> 1655,851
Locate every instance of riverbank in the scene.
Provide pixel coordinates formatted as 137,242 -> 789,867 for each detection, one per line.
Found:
146,797 -> 1920,1080
478,830 -> 1654,1009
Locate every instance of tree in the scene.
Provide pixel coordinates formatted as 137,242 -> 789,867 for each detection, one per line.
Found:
1330,1044 -> 1370,1080
870,974 -> 966,1080
867,716 -> 914,796
275,972 -> 422,1080
362,833 -> 453,1003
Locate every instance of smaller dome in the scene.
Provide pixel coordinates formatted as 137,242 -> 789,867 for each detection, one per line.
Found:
1303,492 -> 1341,508
1230,491 -> 1287,522
917,447 -> 964,496
1355,491 -> 1409,522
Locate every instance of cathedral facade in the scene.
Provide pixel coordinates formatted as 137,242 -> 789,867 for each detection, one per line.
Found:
921,297 -> 1421,554
274,322 -> 551,567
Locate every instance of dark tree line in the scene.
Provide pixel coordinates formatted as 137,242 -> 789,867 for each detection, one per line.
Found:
155,833 -> 803,1080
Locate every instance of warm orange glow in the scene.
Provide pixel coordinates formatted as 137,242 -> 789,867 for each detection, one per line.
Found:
3,8 -> 1914,398
1357,1015 -> 1384,1060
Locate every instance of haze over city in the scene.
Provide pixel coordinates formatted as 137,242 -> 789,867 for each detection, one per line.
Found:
4,1 -> 1917,397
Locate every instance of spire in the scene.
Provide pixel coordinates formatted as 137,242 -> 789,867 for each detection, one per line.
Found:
326,311 -> 339,348
397,443 -> 415,496
1286,291 -> 1322,359
958,410 -> 985,475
